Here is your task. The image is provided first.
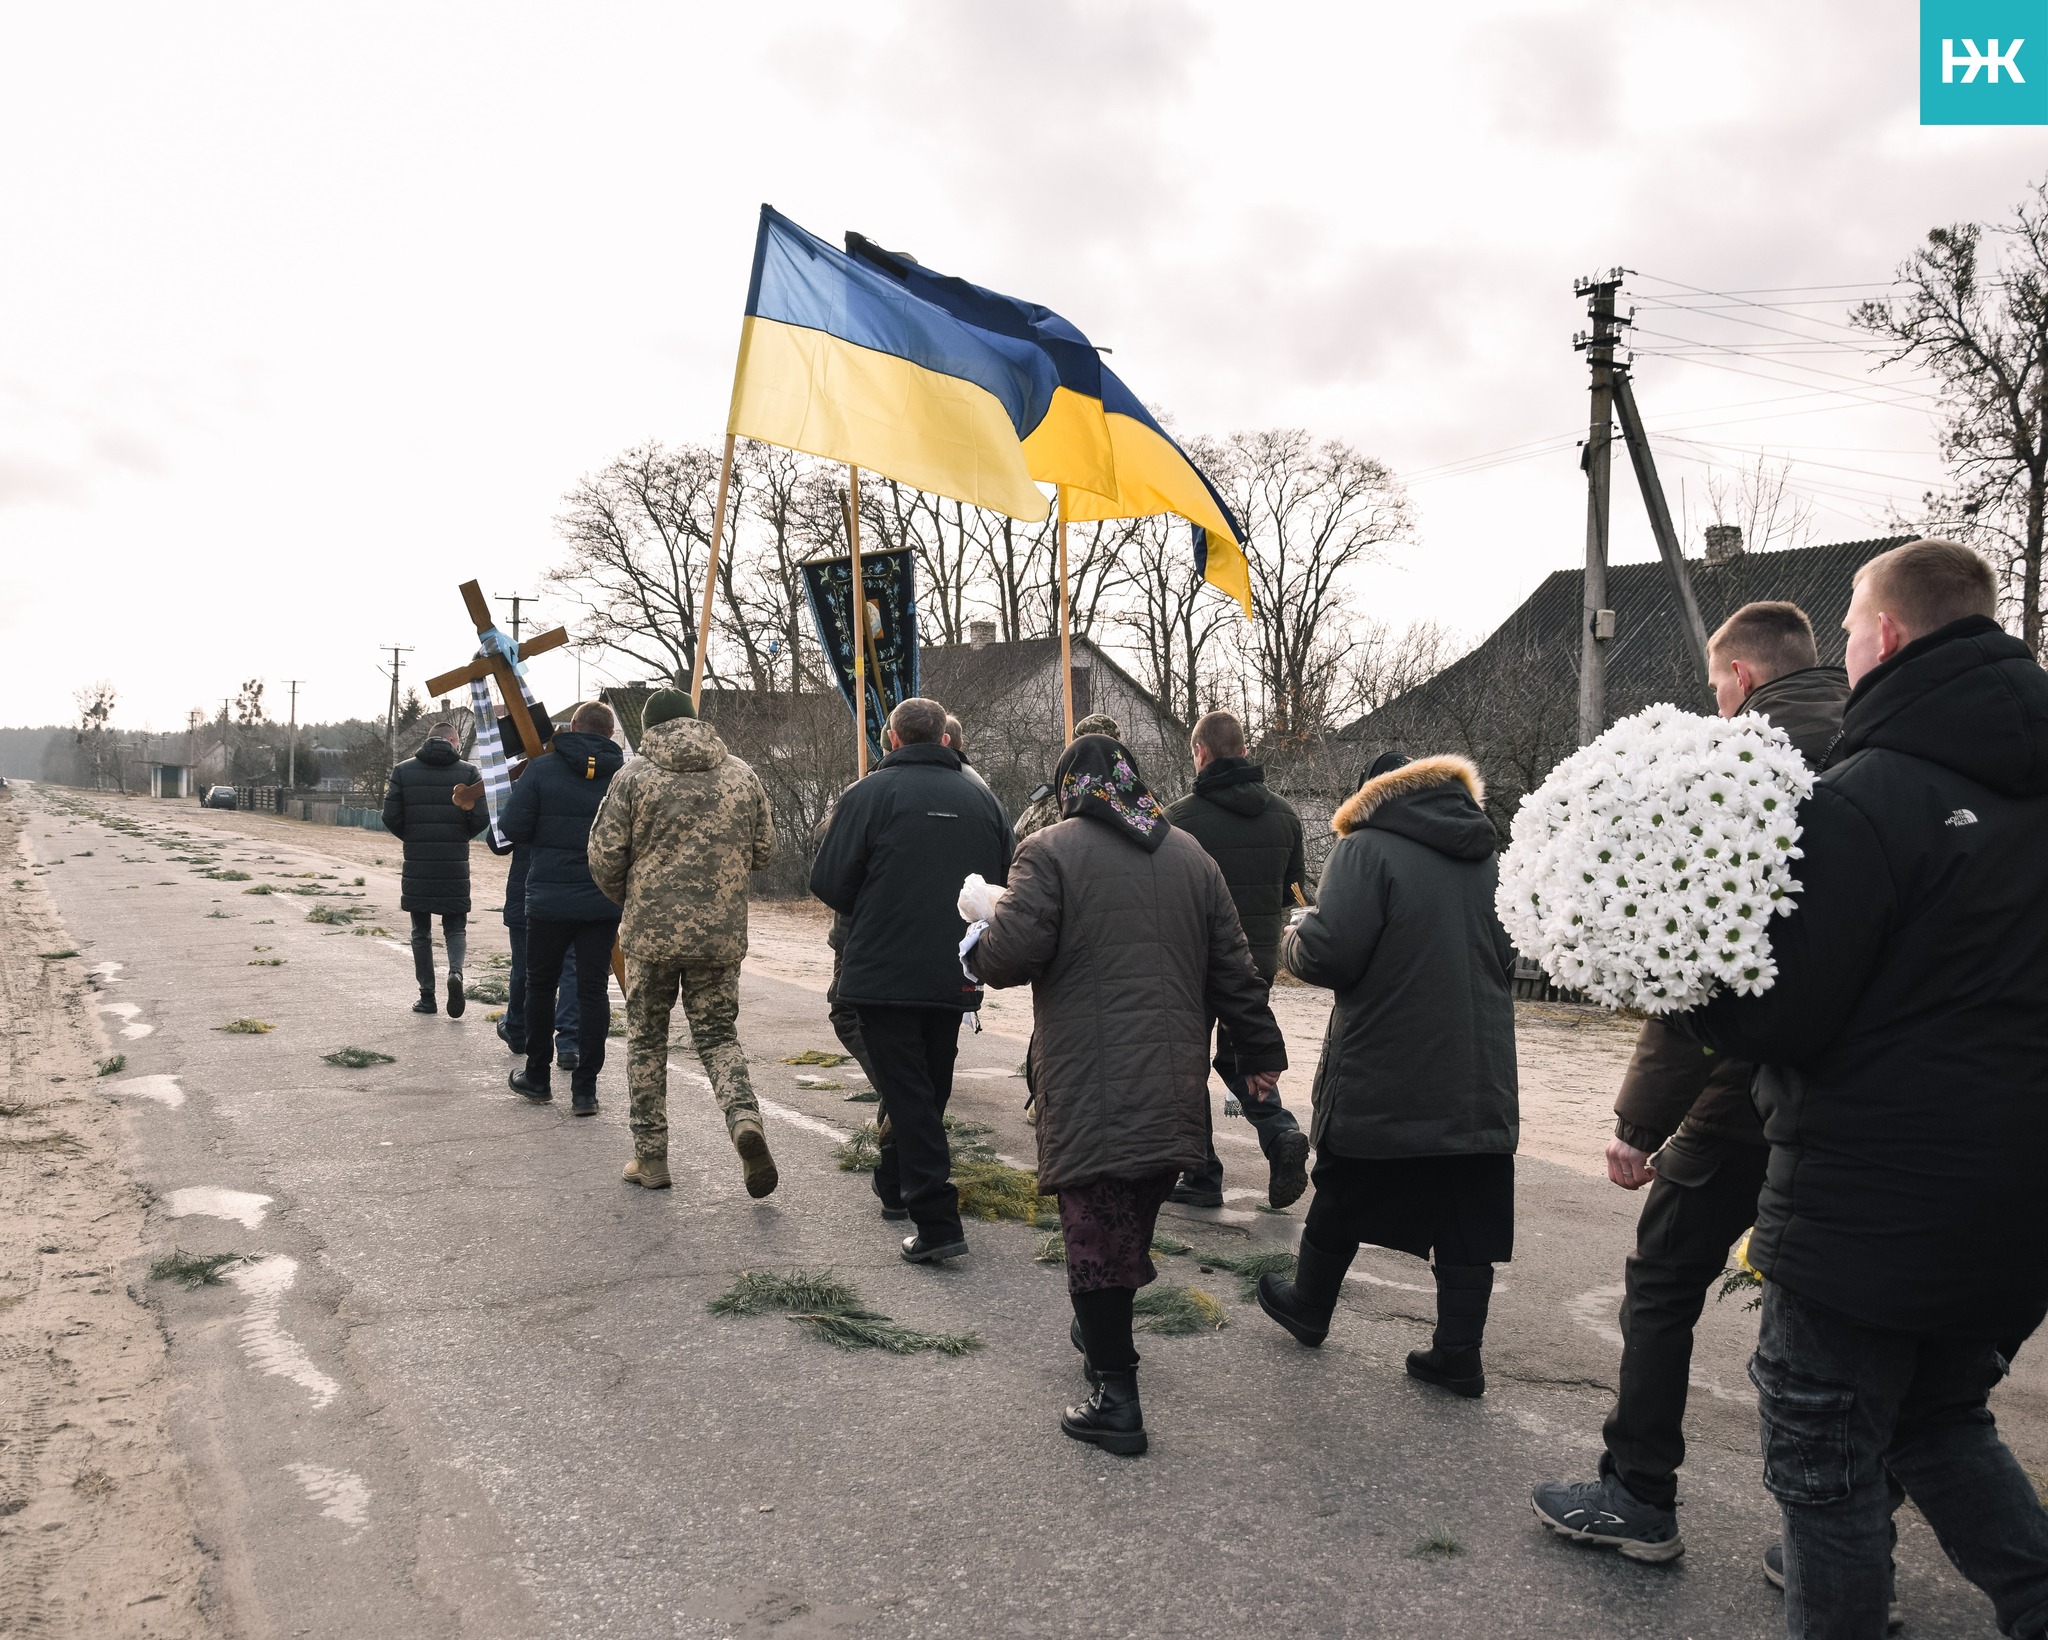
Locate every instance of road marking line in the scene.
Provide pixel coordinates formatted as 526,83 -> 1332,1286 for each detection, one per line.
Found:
164,1187 -> 272,1228
115,1074 -> 184,1108
227,1258 -> 340,1408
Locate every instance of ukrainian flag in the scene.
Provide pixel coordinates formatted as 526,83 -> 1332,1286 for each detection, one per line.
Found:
728,207 -> 1051,523
846,232 -> 1252,618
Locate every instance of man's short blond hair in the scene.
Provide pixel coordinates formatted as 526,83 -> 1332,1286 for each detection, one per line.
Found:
1191,709 -> 1247,759
1707,601 -> 1818,684
1855,538 -> 1998,636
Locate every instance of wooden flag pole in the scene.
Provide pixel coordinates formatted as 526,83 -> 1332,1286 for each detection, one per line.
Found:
847,465 -> 870,778
1056,487 -> 1075,743
689,433 -> 737,709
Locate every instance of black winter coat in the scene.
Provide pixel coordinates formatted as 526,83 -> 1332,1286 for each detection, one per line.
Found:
1689,616 -> 2048,1340
1164,759 -> 1306,978
1612,666 -> 1850,1154
1282,755 -> 1518,1159
809,743 -> 1011,1011
498,731 -> 626,924
381,738 -> 487,915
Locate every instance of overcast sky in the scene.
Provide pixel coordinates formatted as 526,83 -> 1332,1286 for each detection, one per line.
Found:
2,1 -> 2041,731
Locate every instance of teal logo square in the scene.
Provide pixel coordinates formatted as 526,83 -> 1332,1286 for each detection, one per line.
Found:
1923,1 -> 2048,122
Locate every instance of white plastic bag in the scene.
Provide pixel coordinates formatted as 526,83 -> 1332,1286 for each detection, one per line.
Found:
957,873 -> 1007,924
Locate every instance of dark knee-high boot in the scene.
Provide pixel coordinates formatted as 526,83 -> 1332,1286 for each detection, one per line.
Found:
1407,1263 -> 1493,1398
1063,1288 -> 1146,1456
1257,1235 -> 1357,1347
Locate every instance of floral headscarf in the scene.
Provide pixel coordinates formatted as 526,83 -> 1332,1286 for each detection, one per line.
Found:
1054,734 -> 1170,853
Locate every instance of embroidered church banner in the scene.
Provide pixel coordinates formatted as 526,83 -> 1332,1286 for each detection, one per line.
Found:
800,548 -> 919,763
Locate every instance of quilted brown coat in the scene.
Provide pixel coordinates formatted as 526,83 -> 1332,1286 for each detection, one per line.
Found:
973,817 -> 1287,1193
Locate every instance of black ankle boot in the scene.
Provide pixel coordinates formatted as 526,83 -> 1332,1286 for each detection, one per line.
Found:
1061,1371 -> 1146,1456
1256,1237 -> 1357,1347
1406,1262 -> 1492,1398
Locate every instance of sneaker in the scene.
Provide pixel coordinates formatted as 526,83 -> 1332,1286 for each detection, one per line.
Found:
446,972 -> 465,1018
1531,1473 -> 1684,1563
1763,1542 -> 1903,1632
1267,1128 -> 1311,1209
901,1232 -> 969,1264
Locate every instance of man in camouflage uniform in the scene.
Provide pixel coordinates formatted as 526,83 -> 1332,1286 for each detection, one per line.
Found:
588,688 -> 778,1198
1013,712 -> 1121,840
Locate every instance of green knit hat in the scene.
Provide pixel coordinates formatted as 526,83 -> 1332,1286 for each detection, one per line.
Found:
642,688 -> 696,729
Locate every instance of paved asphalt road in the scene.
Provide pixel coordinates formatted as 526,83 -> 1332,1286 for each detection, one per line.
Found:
24,788 -> 2042,1639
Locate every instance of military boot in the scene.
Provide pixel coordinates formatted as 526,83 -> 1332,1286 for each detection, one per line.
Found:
731,1114 -> 779,1199
623,1153 -> 671,1189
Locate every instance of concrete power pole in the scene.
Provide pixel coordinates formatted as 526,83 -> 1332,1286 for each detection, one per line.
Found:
284,679 -> 305,790
1575,272 -> 1625,747
380,646 -> 413,772
495,593 -> 534,649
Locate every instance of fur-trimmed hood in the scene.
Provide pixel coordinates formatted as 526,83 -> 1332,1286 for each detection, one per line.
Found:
1331,754 -> 1495,860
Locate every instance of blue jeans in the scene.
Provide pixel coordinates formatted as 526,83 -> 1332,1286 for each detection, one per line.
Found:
1754,1282 -> 2048,1639
505,921 -> 578,1052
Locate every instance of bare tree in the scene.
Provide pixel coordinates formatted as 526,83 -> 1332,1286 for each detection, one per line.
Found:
1202,429 -> 1414,744
73,683 -> 119,790
1699,454 -> 1817,555
550,441 -> 731,686
1856,177 -> 2048,655
1113,515 -> 1238,725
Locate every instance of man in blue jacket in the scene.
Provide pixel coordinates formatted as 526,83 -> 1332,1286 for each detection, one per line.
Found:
1685,540 -> 2048,1639
500,701 -> 625,1116
810,697 -> 1010,1263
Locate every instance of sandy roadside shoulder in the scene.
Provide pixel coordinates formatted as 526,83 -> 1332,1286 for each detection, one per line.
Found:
0,788 -> 222,1637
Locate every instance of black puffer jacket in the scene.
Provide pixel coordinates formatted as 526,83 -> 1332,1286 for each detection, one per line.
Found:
1283,755 -> 1518,1159
1689,617 -> 2048,1340
499,730 -> 625,924
1612,666 -> 1850,1154
1164,758 -> 1306,978
809,742 -> 1011,1010
381,738 -> 487,915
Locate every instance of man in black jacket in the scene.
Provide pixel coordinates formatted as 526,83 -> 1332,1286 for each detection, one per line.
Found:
810,697 -> 1011,1263
1532,602 -> 1849,1564
381,723 -> 488,1017
1684,541 -> 2048,1640
500,702 -> 625,1116
1163,710 -> 1312,1209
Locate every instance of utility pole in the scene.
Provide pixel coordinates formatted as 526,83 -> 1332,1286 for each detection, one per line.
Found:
1575,271 -> 1624,747
284,679 -> 305,790
495,593 -> 534,649
1612,369 -> 1712,700
379,645 -> 413,771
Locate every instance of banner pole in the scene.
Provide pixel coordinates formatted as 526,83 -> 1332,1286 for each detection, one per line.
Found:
689,432 -> 737,709
1057,488 -> 1075,742
848,465 -> 869,779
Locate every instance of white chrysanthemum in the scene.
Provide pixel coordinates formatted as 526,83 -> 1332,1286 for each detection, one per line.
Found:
1495,704 -> 1814,1014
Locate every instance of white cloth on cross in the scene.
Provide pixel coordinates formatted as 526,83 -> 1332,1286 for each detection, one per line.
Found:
468,678 -> 514,849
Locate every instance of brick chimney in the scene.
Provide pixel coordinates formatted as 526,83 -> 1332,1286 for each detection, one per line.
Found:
1704,524 -> 1744,564
968,620 -> 997,648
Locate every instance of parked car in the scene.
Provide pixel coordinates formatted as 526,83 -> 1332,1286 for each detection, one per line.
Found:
202,785 -> 238,810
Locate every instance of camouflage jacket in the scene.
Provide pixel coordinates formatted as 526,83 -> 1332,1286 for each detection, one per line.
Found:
1013,789 -> 1062,841
587,718 -> 774,966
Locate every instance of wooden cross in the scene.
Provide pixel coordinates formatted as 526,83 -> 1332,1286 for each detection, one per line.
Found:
424,580 -> 570,758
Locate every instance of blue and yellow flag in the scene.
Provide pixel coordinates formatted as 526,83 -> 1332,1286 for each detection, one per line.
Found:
728,207 -> 1051,523
846,232 -> 1252,617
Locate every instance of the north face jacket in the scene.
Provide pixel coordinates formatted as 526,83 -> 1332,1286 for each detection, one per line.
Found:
1612,666 -> 1850,1154
587,718 -> 775,968
498,730 -> 626,924
381,737 -> 488,915
1165,757 -> 1306,978
809,742 -> 1012,1011
1688,616 -> 2048,1339
1283,755 -> 1519,1160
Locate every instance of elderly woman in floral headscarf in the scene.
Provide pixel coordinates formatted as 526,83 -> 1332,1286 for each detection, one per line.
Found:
972,735 -> 1287,1456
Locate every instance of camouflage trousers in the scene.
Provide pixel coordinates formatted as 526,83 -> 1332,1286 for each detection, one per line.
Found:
625,958 -> 759,1160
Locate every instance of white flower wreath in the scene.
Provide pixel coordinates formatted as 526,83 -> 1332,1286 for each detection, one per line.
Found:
1494,703 -> 1815,1013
